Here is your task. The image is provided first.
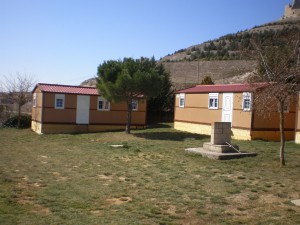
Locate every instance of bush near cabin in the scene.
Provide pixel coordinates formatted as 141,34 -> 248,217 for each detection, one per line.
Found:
2,114 -> 31,129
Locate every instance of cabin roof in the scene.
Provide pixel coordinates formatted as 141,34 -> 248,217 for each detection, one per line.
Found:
33,83 -> 99,95
32,83 -> 144,98
176,83 -> 267,94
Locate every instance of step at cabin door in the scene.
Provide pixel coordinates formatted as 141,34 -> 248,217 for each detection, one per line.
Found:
222,93 -> 233,124
76,95 -> 90,124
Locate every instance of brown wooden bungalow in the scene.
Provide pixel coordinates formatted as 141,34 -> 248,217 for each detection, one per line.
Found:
31,83 -> 147,134
174,83 -> 299,142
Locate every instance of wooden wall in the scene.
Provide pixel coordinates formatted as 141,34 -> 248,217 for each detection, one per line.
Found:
174,92 -> 297,141
31,90 -> 147,134
174,92 -> 252,130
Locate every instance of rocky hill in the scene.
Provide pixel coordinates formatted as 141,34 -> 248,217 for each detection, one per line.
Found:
83,18 -> 300,89
161,18 -> 300,88
162,19 -> 300,62
162,60 -> 256,89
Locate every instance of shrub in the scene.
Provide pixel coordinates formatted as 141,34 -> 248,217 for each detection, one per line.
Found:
2,114 -> 31,129
200,76 -> 214,85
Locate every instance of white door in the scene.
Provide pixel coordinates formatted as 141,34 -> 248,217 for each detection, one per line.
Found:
76,95 -> 90,124
222,93 -> 233,123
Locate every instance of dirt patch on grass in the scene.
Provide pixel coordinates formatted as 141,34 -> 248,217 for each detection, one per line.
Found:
16,178 -> 51,215
118,176 -> 126,182
21,175 -> 29,181
33,182 -> 41,187
50,171 -> 68,181
165,205 -> 177,215
259,194 -> 283,204
179,209 -> 207,225
18,198 -> 51,215
121,156 -> 131,162
98,174 -> 113,180
221,192 -> 297,222
228,193 -> 249,203
106,197 -> 132,206
98,174 -> 113,186
90,210 -> 103,216
40,155 -> 49,164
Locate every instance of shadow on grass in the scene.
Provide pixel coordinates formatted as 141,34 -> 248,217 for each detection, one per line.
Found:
145,123 -> 173,129
133,131 -> 210,142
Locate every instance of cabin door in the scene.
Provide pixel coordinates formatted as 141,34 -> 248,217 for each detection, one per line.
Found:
76,95 -> 90,124
222,93 -> 233,124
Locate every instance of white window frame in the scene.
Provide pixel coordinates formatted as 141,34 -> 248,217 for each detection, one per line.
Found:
97,97 -> 110,111
55,94 -> 65,109
33,93 -> 37,108
131,100 -> 138,111
179,93 -> 185,108
242,92 -> 252,111
208,93 -> 219,109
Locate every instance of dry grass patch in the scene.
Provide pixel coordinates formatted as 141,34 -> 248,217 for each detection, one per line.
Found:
0,126 -> 300,225
106,196 -> 132,206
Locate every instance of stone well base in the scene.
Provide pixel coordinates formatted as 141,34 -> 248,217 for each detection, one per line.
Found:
203,142 -> 239,153
185,148 -> 257,160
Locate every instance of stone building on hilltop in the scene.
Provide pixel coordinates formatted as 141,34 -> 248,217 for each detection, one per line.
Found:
283,0 -> 300,19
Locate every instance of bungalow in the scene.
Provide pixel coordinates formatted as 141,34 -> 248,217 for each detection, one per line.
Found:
174,83 -> 298,142
31,83 -> 146,134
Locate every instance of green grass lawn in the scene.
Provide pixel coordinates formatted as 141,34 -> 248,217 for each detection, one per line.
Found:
0,124 -> 300,225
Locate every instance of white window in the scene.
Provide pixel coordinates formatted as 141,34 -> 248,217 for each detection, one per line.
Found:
131,100 -> 138,111
33,93 -> 37,108
179,93 -> 185,108
242,92 -> 251,111
98,97 -> 110,111
209,93 -> 218,109
55,94 -> 65,109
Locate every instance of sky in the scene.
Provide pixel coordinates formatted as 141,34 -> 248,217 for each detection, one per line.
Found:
0,0 -> 292,86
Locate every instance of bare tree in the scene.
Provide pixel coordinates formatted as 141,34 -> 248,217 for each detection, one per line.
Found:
2,73 -> 35,128
249,32 -> 300,166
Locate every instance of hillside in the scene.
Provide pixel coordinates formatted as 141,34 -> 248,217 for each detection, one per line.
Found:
83,19 -> 300,89
162,19 -> 300,62
161,18 -> 300,88
162,60 -> 256,89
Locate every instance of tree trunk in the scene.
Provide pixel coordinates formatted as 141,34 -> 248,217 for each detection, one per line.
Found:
125,100 -> 132,134
279,101 -> 286,167
17,103 -> 21,129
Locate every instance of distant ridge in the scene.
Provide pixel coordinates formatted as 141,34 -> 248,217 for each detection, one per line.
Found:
160,17 -> 300,88
161,19 -> 300,63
